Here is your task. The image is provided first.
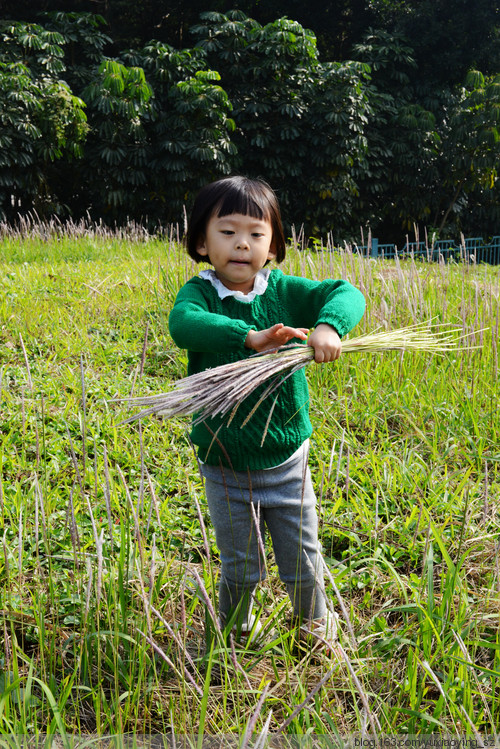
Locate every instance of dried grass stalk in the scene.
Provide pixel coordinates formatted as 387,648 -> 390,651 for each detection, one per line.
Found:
116,322 -> 481,426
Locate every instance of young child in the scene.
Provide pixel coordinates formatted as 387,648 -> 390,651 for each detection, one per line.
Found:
169,176 -> 365,648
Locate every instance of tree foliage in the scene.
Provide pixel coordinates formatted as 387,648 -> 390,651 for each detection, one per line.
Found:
432,71 -> 500,233
352,30 -> 440,233
81,60 -> 152,217
123,42 -> 236,222
0,21 -> 87,221
190,11 -> 371,234
369,0 -> 500,86
0,5 -> 498,240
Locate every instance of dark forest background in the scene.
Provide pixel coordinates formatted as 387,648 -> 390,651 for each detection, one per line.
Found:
1,0 -> 499,241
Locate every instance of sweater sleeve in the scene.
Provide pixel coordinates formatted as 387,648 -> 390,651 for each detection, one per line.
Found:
168,278 -> 252,353
277,273 -> 366,336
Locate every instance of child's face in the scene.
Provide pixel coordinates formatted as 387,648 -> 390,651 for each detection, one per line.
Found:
196,212 -> 276,293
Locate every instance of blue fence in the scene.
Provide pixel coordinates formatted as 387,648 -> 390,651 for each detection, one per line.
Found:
357,236 -> 500,264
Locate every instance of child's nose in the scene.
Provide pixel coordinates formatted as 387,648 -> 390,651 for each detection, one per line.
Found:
236,236 -> 250,249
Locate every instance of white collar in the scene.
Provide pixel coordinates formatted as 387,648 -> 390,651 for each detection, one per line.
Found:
199,268 -> 271,303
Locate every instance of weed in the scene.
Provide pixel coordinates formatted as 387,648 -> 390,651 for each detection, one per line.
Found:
0,232 -> 498,738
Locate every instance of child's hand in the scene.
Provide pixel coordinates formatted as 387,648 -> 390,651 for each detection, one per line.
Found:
307,323 -> 342,363
245,323 -> 309,352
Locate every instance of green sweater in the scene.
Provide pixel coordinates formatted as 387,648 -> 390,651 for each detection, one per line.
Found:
169,268 -> 365,470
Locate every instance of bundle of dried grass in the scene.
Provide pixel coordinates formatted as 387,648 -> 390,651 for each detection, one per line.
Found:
117,323 -> 479,426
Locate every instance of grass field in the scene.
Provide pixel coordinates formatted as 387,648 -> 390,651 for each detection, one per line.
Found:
0,227 -> 499,743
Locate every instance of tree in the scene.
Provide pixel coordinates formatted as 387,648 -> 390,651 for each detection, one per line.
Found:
11,12 -> 236,226
352,29 -> 439,237
81,59 -> 152,220
0,0 -> 376,61
0,22 -> 87,220
191,11 -> 371,236
1,6 -> 498,237
369,0 -> 500,87
432,71 -> 500,234
42,11 -> 112,90
123,42 -> 236,224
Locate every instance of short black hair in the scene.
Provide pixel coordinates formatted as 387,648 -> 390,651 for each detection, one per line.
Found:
186,176 -> 286,263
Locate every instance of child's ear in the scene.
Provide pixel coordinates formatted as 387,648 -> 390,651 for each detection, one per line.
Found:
196,236 -> 209,257
267,244 -> 277,261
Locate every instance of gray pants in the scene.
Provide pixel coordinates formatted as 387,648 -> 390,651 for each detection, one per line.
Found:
199,442 -> 327,624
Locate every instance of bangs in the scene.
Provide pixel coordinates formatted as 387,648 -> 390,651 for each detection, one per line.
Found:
215,183 -> 270,222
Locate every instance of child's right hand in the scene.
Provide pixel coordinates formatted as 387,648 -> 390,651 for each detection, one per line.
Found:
245,323 -> 308,352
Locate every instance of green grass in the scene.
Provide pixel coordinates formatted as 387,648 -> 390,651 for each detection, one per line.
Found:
0,229 -> 499,741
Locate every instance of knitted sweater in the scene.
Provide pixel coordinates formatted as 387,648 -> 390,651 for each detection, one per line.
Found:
168,268 -> 365,470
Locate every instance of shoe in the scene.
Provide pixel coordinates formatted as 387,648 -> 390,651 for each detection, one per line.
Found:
218,614 -> 263,646
295,612 -> 339,654
236,615 -> 263,645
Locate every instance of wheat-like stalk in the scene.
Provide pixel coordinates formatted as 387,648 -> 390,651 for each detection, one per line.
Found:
116,323 -> 482,426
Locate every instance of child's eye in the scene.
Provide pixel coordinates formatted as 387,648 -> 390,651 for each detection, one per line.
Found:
252,232 -> 264,237
220,230 -> 234,235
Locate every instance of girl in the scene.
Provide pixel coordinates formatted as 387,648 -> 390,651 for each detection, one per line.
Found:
169,176 -> 365,648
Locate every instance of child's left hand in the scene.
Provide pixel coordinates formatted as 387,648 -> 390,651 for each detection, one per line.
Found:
307,323 -> 342,363
245,323 -> 309,352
